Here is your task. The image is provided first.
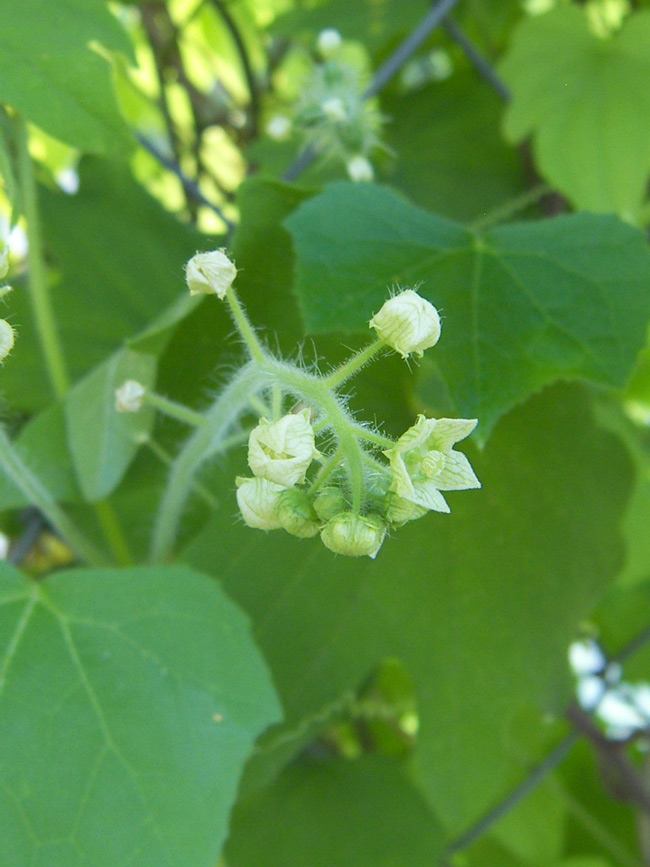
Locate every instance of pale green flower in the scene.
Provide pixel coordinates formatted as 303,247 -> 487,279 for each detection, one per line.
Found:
236,476 -> 285,530
115,380 -> 146,413
248,408 -> 319,486
369,289 -> 441,358
276,487 -> 320,538
384,415 -> 480,512
0,246 -> 8,280
186,249 -> 237,298
317,28 -> 342,58
0,319 -> 14,362
320,512 -> 386,559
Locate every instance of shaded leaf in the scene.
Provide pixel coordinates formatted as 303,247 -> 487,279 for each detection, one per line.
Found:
226,757 -> 446,866
0,403 -> 80,509
64,348 -> 157,502
383,70 -> 526,221
0,562 -> 281,867
285,182 -> 650,438
184,383 -> 632,832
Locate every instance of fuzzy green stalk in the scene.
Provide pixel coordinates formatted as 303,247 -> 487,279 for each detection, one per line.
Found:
308,447 -> 344,495
224,285 -> 266,363
351,424 -> 395,449
142,390 -> 207,428
0,428 -> 108,566
261,357 -> 367,512
150,362 -> 267,562
15,116 -> 69,399
324,338 -> 385,389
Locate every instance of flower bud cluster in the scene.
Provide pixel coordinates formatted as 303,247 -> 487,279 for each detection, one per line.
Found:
233,301 -> 479,558
268,29 -> 385,181
175,249 -> 480,560
0,246 -> 14,363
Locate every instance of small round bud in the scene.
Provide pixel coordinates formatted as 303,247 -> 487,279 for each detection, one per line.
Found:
383,491 -> 427,528
0,246 -> 8,280
321,97 -> 347,123
266,114 -> 292,140
320,512 -> 387,559
346,155 -> 374,182
236,477 -> 285,530
0,319 -> 15,362
313,486 -> 348,522
115,380 -> 146,413
317,28 -> 342,58
248,409 -> 318,487
276,488 -> 320,538
369,289 -> 441,359
186,249 -> 237,298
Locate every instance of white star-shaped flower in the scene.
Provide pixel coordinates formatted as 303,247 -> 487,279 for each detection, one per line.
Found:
384,415 -> 480,512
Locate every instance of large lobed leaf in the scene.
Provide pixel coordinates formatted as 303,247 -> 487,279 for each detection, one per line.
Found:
499,6 -> 650,215
226,757 -> 446,866
285,182 -> 650,439
0,563 -> 281,867
0,0 -> 133,155
184,383 -> 633,833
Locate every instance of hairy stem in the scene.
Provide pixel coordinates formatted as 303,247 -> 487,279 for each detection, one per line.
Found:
324,339 -> 385,389
150,362 -> 267,562
262,357 -> 366,512
143,390 -> 208,428
15,115 -> 69,399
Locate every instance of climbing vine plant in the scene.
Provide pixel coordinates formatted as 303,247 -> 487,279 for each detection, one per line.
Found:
2,1 -> 650,865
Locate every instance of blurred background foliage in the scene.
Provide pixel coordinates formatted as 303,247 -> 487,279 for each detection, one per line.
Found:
2,0 -> 650,865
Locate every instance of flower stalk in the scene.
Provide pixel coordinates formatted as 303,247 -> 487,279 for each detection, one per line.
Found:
151,250 -> 481,561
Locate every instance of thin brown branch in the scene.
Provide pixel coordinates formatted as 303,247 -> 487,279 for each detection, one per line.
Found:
208,0 -> 261,138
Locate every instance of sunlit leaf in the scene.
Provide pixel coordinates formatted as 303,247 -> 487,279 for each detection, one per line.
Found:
0,562 -> 281,866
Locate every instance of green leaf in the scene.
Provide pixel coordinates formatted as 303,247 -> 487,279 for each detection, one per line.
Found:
285,182 -> 650,438
226,757 -> 446,866
0,562 -> 281,867
64,348 -> 157,502
3,157 -> 208,412
184,383 -> 633,832
0,403 -> 80,509
232,177 -> 313,349
499,7 -> 650,215
0,0 -> 133,155
383,70 -> 526,222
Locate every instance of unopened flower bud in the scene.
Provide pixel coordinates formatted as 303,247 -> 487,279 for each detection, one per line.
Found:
0,319 -> 15,362
0,247 -> 8,280
320,512 -> 386,559
115,380 -> 146,413
276,488 -> 320,538
266,114 -> 292,140
313,486 -> 348,522
317,28 -> 342,58
321,97 -> 347,123
236,477 -> 285,530
248,409 -> 318,486
383,491 -> 427,528
186,249 -> 237,298
346,155 -> 374,182
369,289 -> 441,359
